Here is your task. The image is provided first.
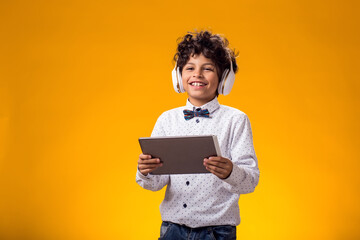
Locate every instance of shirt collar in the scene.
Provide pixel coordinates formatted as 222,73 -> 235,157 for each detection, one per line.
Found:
185,97 -> 220,114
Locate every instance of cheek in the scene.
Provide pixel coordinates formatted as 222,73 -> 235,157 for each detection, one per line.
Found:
181,76 -> 187,86
181,73 -> 190,85
211,76 -> 220,88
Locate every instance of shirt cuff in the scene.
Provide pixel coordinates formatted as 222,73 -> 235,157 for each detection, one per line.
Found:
222,164 -> 246,186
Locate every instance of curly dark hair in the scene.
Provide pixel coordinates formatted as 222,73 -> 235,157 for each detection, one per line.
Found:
173,30 -> 238,81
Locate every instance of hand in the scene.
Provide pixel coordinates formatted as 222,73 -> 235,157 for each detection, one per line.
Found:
204,156 -> 233,179
138,153 -> 162,176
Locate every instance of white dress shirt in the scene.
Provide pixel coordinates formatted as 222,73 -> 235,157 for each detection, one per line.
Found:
136,97 -> 259,228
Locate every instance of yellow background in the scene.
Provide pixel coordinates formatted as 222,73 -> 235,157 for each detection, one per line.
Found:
1,0 -> 359,239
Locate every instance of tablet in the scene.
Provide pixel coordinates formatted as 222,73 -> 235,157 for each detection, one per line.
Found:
138,135 -> 221,175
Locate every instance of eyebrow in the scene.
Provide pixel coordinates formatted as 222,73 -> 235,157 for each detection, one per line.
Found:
185,62 -> 215,66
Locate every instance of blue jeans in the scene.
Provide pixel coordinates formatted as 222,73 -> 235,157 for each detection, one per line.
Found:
159,221 -> 237,240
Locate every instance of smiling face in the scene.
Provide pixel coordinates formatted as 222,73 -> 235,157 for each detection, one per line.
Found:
181,54 -> 219,107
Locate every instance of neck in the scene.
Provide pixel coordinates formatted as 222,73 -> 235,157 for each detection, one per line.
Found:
188,96 -> 216,107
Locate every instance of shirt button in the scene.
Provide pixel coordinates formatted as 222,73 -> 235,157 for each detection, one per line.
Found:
186,181 -> 190,186
183,204 -> 187,208
196,119 -> 200,123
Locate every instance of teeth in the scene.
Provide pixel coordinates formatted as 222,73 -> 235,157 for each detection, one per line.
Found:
191,82 -> 205,86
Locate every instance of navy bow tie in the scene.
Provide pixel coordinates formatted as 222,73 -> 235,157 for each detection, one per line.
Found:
183,108 -> 210,120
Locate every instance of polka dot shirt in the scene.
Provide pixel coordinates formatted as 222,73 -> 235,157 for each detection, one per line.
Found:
136,97 -> 259,228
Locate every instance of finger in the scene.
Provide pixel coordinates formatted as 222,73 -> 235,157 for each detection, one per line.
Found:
138,158 -> 161,164
140,164 -> 163,175
205,163 -> 228,175
138,163 -> 162,170
141,168 -> 158,175
204,159 -> 228,170
205,157 -> 233,167
139,153 -> 152,160
208,156 -> 228,163
204,159 -> 231,175
139,162 -> 162,171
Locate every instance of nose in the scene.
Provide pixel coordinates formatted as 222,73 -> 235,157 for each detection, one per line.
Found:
193,69 -> 203,78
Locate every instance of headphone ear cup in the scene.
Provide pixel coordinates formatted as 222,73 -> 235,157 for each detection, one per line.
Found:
219,60 -> 236,95
222,69 -> 235,95
218,69 -> 229,95
177,67 -> 185,93
172,66 -> 185,93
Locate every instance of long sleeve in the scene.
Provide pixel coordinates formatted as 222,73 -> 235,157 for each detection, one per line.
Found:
135,97 -> 260,228
136,113 -> 170,191
222,114 -> 260,194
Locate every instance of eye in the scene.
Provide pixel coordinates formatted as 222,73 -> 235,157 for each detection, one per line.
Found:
204,67 -> 214,71
185,67 -> 194,71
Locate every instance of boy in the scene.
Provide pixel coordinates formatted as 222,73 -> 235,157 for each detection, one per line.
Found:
136,31 -> 259,240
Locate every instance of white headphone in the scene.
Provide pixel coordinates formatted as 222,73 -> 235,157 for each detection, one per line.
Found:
171,59 -> 236,96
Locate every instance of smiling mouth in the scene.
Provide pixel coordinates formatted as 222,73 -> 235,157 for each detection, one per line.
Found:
190,82 -> 207,86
